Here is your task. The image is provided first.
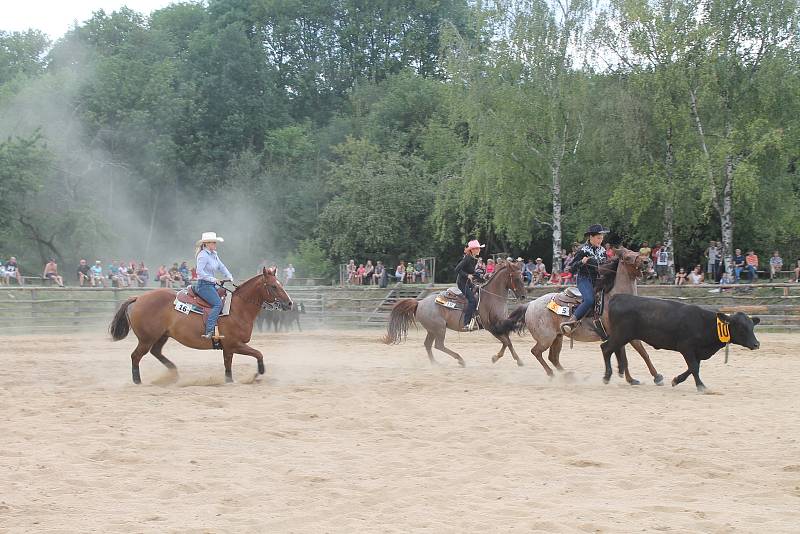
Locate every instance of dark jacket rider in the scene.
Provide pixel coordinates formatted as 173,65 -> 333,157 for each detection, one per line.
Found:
455,239 -> 485,331
561,224 -> 609,335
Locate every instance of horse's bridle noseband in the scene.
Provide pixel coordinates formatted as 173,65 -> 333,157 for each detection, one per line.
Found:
221,277 -> 289,310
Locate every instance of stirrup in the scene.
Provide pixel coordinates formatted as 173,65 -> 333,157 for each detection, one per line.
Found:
560,318 -> 578,335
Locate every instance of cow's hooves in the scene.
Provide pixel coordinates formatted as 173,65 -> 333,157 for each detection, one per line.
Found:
458,360 -> 466,368
602,376 -> 611,384
516,360 -> 524,367
618,372 -> 625,378
654,374 -> 664,386
628,379 -> 641,386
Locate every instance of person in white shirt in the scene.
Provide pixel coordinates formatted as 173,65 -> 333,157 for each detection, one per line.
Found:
194,232 -> 234,339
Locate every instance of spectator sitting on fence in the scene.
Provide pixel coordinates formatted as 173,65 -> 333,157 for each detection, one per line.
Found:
520,258 -> 532,285
168,262 -> 183,287
107,260 -> 125,287
794,257 -> 800,283
91,260 -> 106,287
769,251 -> 783,280
77,259 -> 92,287
356,263 -> 366,284
532,258 -> 549,285
3,256 -> 24,285
155,265 -> 169,287
486,258 -> 495,276
363,261 -> 374,285
719,269 -> 735,287
688,265 -> 704,284
405,262 -> 415,283
675,267 -> 687,285
373,261 -> 385,285
395,261 -> 405,282
347,259 -> 356,284
0,260 -> 5,285
179,261 -> 192,284
745,250 -> 759,282
732,248 -> 745,282
414,259 -> 427,283
43,258 -> 64,287
136,262 -> 149,287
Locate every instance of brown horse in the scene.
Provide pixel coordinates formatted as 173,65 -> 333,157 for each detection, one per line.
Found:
382,261 -> 528,366
109,267 -> 292,384
499,248 -> 664,385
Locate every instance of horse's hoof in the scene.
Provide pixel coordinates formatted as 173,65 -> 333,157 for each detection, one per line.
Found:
654,374 -> 664,386
628,379 -> 641,386
257,360 -> 265,375
516,360 -> 524,367
132,368 -> 141,384
618,372 -> 625,378
671,377 -> 679,387
458,360 -> 466,368
225,372 -> 234,384
602,376 -> 611,384
491,355 -> 499,363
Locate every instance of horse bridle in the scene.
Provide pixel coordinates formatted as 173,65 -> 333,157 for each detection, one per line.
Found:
477,265 -> 525,300
220,277 -> 286,310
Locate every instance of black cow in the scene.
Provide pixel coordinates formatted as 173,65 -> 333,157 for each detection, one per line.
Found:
602,294 -> 760,392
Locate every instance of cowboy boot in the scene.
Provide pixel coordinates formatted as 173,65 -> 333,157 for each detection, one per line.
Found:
560,315 -> 579,335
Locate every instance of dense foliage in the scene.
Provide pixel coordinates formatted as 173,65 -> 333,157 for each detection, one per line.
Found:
1,0 -> 798,281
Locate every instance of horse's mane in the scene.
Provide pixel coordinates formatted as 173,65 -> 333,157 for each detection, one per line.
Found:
596,257 -> 620,293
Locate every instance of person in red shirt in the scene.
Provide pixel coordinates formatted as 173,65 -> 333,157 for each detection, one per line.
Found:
745,250 -> 759,281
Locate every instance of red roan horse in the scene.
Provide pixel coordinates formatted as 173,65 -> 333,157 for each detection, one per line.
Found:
109,268 -> 292,383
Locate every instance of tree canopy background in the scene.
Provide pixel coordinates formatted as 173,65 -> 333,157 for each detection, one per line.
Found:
1,0 -> 798,281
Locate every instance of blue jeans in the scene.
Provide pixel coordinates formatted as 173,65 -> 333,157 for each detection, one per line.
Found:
573,275 -> 595,320
459,282 -> 477,326
195,280 -> 222,334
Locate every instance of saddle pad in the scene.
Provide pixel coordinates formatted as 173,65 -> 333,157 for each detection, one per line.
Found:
547,298 -> 571,317
435,295 -> 462,309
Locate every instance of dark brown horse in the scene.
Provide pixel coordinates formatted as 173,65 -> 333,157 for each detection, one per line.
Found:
109,267 -> 292,383
382,261 -> 528,366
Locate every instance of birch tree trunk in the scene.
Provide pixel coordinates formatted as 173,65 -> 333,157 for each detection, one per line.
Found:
551,156 -> 563,274
662,127 -> 675,278
721,153 -> 735,275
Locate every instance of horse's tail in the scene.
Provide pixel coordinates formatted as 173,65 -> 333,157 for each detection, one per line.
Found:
382,299 -> 418,345
109,297 -> 136,341
493,304 -> 529,337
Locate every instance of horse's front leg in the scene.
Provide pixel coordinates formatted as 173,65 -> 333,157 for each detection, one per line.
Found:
222,349 -> 234,383
630,339 -> 664,385
232,342 -> 266,378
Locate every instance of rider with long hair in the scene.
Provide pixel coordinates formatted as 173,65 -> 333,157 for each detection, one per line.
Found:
194,232 -> 235,339
560,224 -> 609,334
455,239 -> 485,331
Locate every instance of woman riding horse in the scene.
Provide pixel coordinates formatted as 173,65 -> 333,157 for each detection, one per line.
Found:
561,224 -> 609,334
454,239 -> 485,332
195,231 -> 235,339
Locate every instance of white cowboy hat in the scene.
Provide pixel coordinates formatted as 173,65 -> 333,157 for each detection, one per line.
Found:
196,231 -> 225,246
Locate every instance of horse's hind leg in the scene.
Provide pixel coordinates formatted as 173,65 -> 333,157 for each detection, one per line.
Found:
547,335 -> 565,371
434,334 -> 465,367
150,335 -> 177,372
130,341 -> 151,384
531,339 -> 554,377
424,332 -> 436,365
630,340 -> 664,385
491,342 -> 507,363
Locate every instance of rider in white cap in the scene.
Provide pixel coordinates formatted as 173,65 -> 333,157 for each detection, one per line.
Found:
194,232 -> 234,339
454,239 -> 485,331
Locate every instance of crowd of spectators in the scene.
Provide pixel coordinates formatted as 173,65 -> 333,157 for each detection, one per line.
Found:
344,258 -> 429,287
672,241 -> 799,286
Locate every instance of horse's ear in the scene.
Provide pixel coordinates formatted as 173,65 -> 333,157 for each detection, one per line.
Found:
262,266 -> 268,277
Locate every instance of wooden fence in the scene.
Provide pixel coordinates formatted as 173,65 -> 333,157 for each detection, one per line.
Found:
1,282 -> 798,335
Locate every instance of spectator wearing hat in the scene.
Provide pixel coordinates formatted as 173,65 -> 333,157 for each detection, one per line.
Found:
2,257 -> 23,285
533,257 -> 548,285
561,224 -> 610,334
90,260 -> 106,287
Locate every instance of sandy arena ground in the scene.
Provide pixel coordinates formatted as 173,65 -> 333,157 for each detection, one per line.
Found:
1,328 -> 799,533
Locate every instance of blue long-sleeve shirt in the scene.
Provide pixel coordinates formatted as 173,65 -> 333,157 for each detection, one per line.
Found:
196,249 -> 232,283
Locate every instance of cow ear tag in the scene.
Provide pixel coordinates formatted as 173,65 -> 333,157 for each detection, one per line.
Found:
716,317 -> 731,343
